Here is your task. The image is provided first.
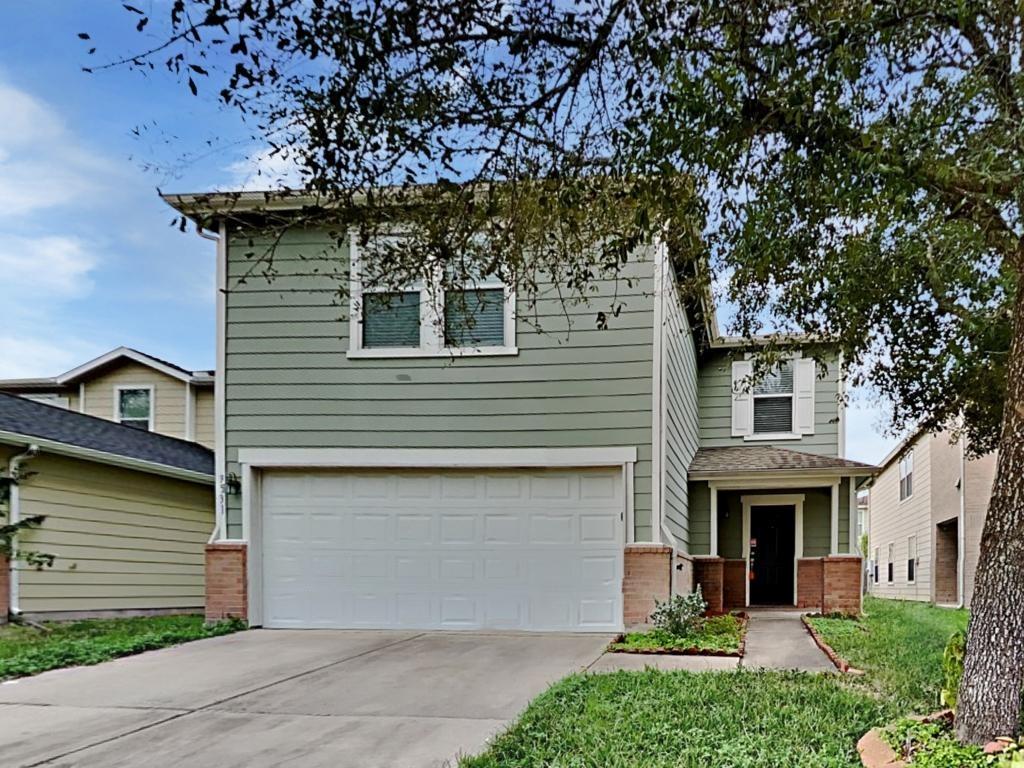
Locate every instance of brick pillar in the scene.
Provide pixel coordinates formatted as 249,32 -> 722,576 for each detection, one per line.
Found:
205,543 -> 248,623
797,558 -> 824,610
623,544 -> 672,626
0,555 -> 9,625
693,556 -> 724,613
823,555 -> 862,616
722,559 -> 747,611
675,552 -> 695,595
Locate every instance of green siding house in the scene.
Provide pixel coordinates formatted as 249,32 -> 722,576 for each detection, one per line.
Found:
166,191 -> 875,630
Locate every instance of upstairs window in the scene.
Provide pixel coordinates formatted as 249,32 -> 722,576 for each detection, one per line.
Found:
117,387 -> 152,431
907,535 -> 918,583
350,235 -> 515,357
899,450 -> 914,501
752,363 -> 794,434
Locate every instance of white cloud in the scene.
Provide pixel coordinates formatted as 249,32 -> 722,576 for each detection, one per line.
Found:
0,336 -> 100,379
225,144 -> 307,190
0,235 -> 97,299
0,82 -> 116,217
845,390 -> 903,464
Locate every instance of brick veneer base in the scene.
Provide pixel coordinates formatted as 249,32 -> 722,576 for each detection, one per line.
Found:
206,543 -> 248,623
623,544 -> 672,626
823,555 -> 863,616
723,559 -> 747,611
0,555 -> 8,625
797,558 -> 824,610
693,557 -> 724,613
675,552 -> 695,595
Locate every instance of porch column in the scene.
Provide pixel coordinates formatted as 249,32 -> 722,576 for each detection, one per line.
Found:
830,481 -> 840,554
709,482 -> 718,557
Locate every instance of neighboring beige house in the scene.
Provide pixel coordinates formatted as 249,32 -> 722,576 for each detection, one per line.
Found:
866,429 -> 996,608
0,347 -> 215,448
0,393 -> 214,621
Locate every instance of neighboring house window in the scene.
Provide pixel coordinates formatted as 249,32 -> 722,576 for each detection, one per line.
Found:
350,236 -> 515,357
907,535 -> 917,583
752,362 -> 794,434
116,387 -> 152,430
873,546 -> 880,583
899,450 -> 914,500
887,542 -> 894,583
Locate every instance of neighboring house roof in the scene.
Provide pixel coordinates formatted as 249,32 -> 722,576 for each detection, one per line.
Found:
688,446 -> 875,479
0,393 -> 214,483
0,346 -> 215,390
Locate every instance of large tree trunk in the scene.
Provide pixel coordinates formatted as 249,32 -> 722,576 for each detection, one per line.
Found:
955,287 -> 1024,745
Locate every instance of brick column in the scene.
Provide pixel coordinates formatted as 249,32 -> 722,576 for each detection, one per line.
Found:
722,559 -> 747,611
623,544 -> 672,626
693,556 -> 724,613
797,558 -> 823,610
823,555 -> 862,616
205,543 -> 248,623
675,552 -> 695,595
0,555 -> 9,625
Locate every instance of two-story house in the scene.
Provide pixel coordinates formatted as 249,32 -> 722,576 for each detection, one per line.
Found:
0,346 -> 216,448
166,190 -> 874,632
866,429 -> 996,608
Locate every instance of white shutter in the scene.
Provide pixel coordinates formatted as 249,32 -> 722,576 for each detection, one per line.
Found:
731,360 -> 753,437
794,357 -> 816,434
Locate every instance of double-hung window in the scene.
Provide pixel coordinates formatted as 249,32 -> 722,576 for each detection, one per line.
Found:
873,546 -> 880,583
349,235 -> 516,357
907,535 -> 917,583
752,363 -> 795,435
116,386 -> 153,431
899,450 -> 914,501
887,542 -> 895,583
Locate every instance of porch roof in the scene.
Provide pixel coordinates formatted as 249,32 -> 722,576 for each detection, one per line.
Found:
688,446 -> 875,481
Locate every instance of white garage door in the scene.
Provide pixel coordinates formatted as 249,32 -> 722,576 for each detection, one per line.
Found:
259,467 -> 624,631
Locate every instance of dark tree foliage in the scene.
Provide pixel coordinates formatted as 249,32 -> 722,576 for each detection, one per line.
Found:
101,0 -> 1024,743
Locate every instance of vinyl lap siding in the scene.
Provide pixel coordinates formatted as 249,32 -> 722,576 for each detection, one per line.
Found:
193,387 -> 216,448
661,282 -> 699,550
868,436 -> 933,601
697,350 -> 841,455
223,229 -> 656,540
13,452 -> 213,615
82,362 -> 189,440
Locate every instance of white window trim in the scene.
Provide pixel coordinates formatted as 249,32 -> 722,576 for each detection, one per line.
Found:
907,534 -> 917,584
113,384 -> 155,431
347,231 -> 518,358
742,355 -> 801,441
899,450 -> 914,502
887,542 -> 895,583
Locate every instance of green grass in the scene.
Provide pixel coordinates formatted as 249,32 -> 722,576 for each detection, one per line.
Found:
460,670 -> 889,768
0,614 -> 245,679
808,596 -> 968,713
608,615 -> 744,654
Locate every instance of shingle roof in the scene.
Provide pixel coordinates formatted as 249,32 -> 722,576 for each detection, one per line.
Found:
0,393 -> 214,477
689,446 -> 876,476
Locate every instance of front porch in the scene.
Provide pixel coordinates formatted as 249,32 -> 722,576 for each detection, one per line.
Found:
682,446 -> 874,615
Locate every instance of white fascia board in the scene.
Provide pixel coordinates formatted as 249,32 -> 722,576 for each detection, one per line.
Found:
689,470 -> 871,488
0,430 -> 215,485
56,347 -> 195,385
237,446 -> 638,469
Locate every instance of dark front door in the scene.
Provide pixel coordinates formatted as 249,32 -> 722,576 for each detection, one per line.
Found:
749,505 -> 796,605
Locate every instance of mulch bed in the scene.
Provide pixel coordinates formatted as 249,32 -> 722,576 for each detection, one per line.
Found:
801,614 -> 865,675
608,613 -> 748,657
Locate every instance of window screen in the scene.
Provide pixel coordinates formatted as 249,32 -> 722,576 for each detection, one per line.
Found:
899,450 -> 914,500
753,363 -> 794,434
362,291 -> 421,348
118,389 -> 151,430
444,288 -> 505,347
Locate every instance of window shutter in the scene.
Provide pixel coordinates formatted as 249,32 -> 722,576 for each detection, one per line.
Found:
794,358 -> 816,434
731,360 -> 753,437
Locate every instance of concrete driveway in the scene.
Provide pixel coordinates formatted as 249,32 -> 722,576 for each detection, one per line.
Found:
0,630 -> 612,768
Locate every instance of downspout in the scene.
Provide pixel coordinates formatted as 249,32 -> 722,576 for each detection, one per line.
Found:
197,225 -> 226,543
957,431 -> 967,608
5,444 -> 40,618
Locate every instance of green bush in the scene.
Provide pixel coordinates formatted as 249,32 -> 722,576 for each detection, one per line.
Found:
941,630 -> 967,710
649,586 -> 706,636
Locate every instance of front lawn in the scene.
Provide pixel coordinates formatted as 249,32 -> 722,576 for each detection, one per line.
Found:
608,614 -> 744,655
807,596 -> 968,713
0,614 -> 245,680
461,670 -> 888,768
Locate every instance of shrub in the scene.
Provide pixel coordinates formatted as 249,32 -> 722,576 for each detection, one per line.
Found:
650,586 -> 707,637
941,630 -> 966,710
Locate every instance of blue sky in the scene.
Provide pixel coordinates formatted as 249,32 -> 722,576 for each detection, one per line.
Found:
0,2 -> 899,463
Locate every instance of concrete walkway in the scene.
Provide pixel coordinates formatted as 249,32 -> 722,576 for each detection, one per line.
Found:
741,611 -> 836,672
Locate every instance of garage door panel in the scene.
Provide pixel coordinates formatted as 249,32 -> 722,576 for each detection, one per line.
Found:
261,467 -> 624,631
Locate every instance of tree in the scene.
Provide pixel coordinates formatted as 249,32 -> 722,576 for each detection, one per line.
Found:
103,0 -> 1024,743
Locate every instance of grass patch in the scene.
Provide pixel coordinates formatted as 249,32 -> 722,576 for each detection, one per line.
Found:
0,614 -> 245,680
608,614 -> 744,655
882,717 -> 990,768
807,597 -> 968,713
461,669 -> 889,768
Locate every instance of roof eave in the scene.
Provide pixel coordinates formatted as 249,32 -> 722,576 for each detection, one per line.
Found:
689,466 -> 877,482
